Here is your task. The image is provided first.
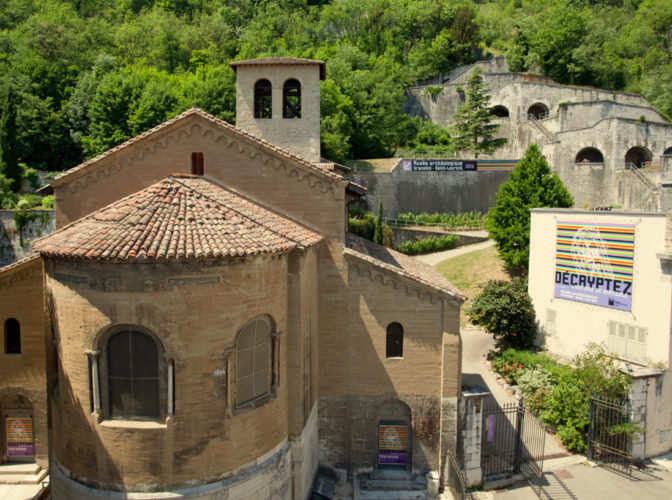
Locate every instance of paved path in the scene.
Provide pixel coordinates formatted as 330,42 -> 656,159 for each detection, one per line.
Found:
414,238 -> 494,266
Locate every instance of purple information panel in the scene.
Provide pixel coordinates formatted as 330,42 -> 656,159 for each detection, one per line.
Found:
378,424 -> 408,465
554,221 -> 634,311
6,418 -> 34,457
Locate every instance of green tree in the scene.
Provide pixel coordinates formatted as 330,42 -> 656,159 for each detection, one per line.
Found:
487,143 -> 573,272
468,278 -> 537,348
0,85 -> 22,191
451,67 -> 507,157
373,199 -> 384,245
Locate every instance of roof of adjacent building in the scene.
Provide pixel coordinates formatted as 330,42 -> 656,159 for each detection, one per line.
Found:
0,254 -> 41,278
50,108 -> 343,187
229,58 -> 326,79
344,234 -> 465,301
34,174 -> 322,262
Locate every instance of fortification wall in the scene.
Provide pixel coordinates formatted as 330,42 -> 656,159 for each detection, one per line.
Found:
352,164 -> 509,218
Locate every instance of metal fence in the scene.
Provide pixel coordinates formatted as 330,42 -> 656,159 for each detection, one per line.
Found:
445,448 -> 471,500
588,395 -> 633,475
482,400 -> 546,497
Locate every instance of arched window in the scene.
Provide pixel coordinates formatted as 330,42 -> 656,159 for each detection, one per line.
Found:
254,79 -> 272,119
107,328 -> 160,418
575,147 -> 604,164
527,103 -> 549,120
490,105 -> 509,118
386,322 -> 403,358
625,146 -> 653,169
5,318 -> 21,354
283,79 -> 301,119
236,317 -> 272,406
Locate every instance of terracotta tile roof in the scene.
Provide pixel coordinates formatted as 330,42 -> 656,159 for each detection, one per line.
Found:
51,108 -> 343,187
229,58 -> 326,79
0,254 -> 40,275
34,175 -> 322,262
344,234 -> 465,301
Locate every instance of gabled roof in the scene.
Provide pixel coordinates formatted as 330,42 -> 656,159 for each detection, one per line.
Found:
50,108 -> 343,188
0,254 -> 41,278
229,58 -> 326,80
344,234 -> 465,301
34,174 -> 322,262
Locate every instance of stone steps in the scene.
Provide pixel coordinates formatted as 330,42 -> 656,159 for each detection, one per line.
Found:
354,472 -> 428,500
0,464 -> 48,485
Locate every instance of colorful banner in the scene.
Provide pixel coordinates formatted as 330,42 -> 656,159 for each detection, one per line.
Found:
554,221 -> 635,311
378,424 -> 408,465
477,159 -> 518,171
6,418 -> 34,457
401,159 -> 518,172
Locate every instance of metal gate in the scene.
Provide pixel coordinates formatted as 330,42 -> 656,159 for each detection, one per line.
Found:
482,399 -> 546,497
588,395 -> 632,475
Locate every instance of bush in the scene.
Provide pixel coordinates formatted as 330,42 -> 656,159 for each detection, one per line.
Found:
396,234 -> 459,255
468,278 -> 537,348
396,211 -> 485,229
489,343 -> 631,453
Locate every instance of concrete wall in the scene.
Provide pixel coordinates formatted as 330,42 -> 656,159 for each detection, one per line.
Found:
643,370 -> 672,457
0,211 -> 55,267
0,257 -> 50,469
529,209 -> 671,366
235,63 -> 322,163
353,165 -> 510,218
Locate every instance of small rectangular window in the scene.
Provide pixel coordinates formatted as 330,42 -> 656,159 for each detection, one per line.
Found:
191,152 -> 204,176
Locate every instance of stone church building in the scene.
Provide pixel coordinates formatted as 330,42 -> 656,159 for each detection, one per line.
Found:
0,58 -> 464,498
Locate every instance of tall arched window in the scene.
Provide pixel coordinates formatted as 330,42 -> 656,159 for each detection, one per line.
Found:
5,318 -> 21,354
107,328 -> 160,418
283,79 -> 301,119
236,317 -> 272,406
254,79 -> 273,119
386,322 -> 403,358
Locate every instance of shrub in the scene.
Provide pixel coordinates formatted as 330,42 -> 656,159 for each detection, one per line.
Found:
468,278 -> 537,348
396,234 -> 459,255
395,211 -> 485,229
517,366 -> 553,413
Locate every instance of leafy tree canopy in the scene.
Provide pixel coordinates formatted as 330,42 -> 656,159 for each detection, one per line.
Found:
487,143 -> 573,272
451,66 -> 507,157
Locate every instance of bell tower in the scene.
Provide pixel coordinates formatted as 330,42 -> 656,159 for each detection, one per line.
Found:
230,58 -> 325,163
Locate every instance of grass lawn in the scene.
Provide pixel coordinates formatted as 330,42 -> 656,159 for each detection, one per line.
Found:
436,245 -> 511,327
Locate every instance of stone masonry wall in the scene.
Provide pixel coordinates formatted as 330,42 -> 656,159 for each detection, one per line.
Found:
0,258 -> 50,469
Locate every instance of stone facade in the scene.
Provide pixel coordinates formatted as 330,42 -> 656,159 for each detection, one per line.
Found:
405,57 -> 672,211
1,59 -> 464,499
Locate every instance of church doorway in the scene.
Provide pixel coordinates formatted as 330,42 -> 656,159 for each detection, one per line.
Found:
1,394 -> 34,464
375,400 -> 412,471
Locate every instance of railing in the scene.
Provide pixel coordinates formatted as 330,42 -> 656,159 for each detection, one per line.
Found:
526,114 -> 559,143
527,112 -> 549,121
445,448 -> 472,500
623,162 -> 658,193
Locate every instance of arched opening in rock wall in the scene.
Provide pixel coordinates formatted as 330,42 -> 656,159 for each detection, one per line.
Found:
664,146 -> 672,156
527,103 -> 549,120
575,148 -> 604,164
625,147 -> 653,168
490,105 -> 509,118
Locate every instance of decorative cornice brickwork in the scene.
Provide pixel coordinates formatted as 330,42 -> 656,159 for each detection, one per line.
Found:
53,110 -> 345,199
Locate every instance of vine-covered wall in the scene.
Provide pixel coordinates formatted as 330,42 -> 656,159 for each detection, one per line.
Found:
0,210 -> 55,267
